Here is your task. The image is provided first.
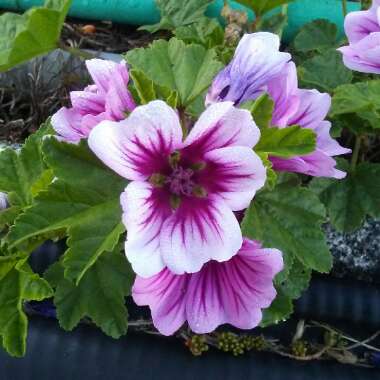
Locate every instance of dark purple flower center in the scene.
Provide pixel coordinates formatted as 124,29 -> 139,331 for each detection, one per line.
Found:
166,167 -> 195,196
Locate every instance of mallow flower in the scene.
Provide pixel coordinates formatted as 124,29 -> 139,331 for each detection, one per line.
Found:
338,0 -> 380,74
207,32 -> 351,179
132,238 -> 283,335
52,59 -> 136,143
88,100 -> 266,277
0,192 -> 7,210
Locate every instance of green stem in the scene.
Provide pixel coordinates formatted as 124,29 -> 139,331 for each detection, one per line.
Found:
341,0 -> 348,17
350,136 -> 361,171
59,43 -> 96,60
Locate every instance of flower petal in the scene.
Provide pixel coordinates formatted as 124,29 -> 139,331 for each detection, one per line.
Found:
185,239 -> 283,333
51,107 -> 85,143
183,102 -> 260,159
315,121 -> 351,157
199,146 -> 266,211
160,197 -> 242,274
288,89 -> 331,130
85,59 -> 119,94
70,89 -> 105,115
344,9 -> 379,44
88,100 -> 183,181
122,181 -> 171,278
132,269 -> 188,335
206,32 -> 291,105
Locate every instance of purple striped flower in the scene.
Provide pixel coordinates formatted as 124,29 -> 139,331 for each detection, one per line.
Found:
207,33 -> 350,179
338,0 -> 380,74
52,59 -> 136,143
88,100 -> 266,277
132,238 -> 283,335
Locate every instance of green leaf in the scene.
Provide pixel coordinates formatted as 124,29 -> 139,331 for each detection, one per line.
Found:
125,38 -> 223,107
294,19 -> 337,53
7,138 -> 127,284
257,152 -> 277,190
236,0 -> 294,17
130,69 -> 179,108
0,0 -> 71,71
241,181 -> 332,275
260,290 -> 293,327
0,260 -> 53,357
299,49 -> 353,92
45,249 -> 134,339
139,0 -> 213,33
174,17 -> 224,48
0,122 -> 52,207
255,125 -> 316,158
331,80 -> 380,129
241,93 -> 274,129
310,162 -> 380,232
278,259 -> 311,300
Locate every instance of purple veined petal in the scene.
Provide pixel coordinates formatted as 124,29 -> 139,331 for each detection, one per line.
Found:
288,89 -> 331,130
183,102 -> 260,159
51,107 -> 86,143
206,32 -> 291,105
315,121 -> 352,157
85,58 -> 120,94
88,100 -> 183,181
132,238 -> 283,335
70,90 -> 105,115
122,182 -> 171,278
344,9 -> 380,44
132,269 -> 189,336
268,62 -> 300,127
271,149 -> 347,179
199,146 -> 266,211
80,112 -> 108,134
105,64 -> 136,120
160,196 -> 242,275
338,33 -> 380,74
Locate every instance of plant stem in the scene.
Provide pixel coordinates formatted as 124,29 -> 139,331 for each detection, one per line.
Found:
350,136 -> 361,171
59,42 -> 96,60
342,0 -> 348,17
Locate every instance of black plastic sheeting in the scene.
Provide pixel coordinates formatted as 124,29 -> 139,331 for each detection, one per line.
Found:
0,241 -> 379,379
0,316 -> 376,380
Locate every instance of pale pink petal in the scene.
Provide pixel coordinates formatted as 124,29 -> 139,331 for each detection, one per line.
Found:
51,107 -> 85,143
88,100 -> 183,181
183,102 -> 260,158
344,9 -> 379,44
121,181 -> 171,277
160,197 -> 242,274
70,90 -> 105,115
288,89 -> 331,130
268,62 -> 300,127
186,239 -> 283,333
315,121 -> 351,156
271,149 -> 347,179
85,59 -> 119,94
132,269 -> 188,335
199,146 -> 266,211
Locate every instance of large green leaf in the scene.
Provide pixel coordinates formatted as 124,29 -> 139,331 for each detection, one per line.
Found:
260,290 -> 293,327
299,49 -> 353,93
174,17 -> 224,48
0,0 -> 71,71
125,38 -> 223,107
0,122 -> 52,208
310,162 -> 380,232
293,19 -> 337,53
330,80 -> 380,129
255,125 -> 316,158
242,93 -> 274,129
7,138 -> 127,284
0,260 -> 53,357
139,0 -> 213,33
45,249 -> 134,339
241,179 -> 332,275
236,0 -> 294,17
